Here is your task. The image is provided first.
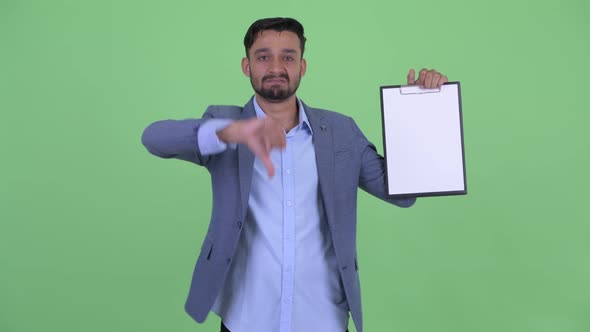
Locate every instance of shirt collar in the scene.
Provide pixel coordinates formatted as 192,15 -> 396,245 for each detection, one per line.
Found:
253,96 -> 313,135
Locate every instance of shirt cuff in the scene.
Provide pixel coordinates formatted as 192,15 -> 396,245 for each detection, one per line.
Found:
198,119 -> 236,156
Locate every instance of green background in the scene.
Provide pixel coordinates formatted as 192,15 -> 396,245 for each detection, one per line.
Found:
1,0 -> 588,331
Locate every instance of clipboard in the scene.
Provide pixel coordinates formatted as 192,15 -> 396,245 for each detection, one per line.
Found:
379,81 -> 467,198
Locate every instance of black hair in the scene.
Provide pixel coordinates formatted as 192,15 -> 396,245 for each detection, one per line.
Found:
243,17 -> 306,58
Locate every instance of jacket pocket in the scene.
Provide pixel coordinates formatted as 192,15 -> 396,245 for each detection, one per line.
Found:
334,149 -> 351,159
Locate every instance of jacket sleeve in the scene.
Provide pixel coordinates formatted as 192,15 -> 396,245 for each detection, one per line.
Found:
352,118 -> 417,208
141,107 -> 216,165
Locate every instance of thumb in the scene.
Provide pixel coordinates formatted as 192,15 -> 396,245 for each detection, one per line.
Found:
260,155 -> 275,178
407,69 -> 416,85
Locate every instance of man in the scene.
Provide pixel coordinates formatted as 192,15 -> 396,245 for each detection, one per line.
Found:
142,17 -> 448,332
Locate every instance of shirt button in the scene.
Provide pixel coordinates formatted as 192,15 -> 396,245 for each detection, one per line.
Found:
284,266 -> 292,272
286,201 -> 292,206
286,169 -> 292,174
285,234 -> 292,240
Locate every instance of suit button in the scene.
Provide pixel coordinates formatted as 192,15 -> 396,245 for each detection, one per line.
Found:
226,258 -> 231,264
342,265 -> 348,270
237,221 -> 243,229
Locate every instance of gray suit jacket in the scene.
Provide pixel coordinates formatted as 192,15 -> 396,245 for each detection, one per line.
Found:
141,98 -> 416,332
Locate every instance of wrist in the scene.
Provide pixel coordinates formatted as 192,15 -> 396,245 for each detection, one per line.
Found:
217,122 -> 240,144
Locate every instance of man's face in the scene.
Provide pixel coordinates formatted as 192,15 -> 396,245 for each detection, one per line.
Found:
242,30 -> 306,103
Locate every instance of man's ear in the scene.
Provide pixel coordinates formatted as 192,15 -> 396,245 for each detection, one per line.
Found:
241,57 -> 250,77
300,58 -> 307,77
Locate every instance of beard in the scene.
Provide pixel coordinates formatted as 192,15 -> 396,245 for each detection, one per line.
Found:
251,72 -> 301,103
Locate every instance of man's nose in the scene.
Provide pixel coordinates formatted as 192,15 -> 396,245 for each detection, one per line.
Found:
268,57 -> 284,72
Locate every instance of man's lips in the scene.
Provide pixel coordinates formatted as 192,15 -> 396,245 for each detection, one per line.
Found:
265,78 -> 287,84
263,76 -> 288,84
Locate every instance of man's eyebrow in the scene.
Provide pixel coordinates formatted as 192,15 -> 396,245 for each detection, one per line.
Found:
253,48 -> 271,54
253,48 -> 299,55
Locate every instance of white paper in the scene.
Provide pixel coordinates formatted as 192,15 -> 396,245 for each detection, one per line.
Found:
381,83 -> 466,197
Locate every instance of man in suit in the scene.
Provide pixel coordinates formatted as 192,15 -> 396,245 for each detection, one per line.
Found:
142,17 -> 448,332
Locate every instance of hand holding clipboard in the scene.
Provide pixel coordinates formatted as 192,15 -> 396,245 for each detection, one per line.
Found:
380,69 -> 466,198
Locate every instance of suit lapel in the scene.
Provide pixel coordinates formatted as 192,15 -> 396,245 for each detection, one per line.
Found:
304,104 -> 338,231
238,99 -> 256,219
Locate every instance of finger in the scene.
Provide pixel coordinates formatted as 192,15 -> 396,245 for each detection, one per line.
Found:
270,125 -> 286,148
264,119 -> 286,149
424,70 -> 434,89
418,68 -> 428,87
277,133 -> 286,148
248,138 -> 275,178
264,135 -> 272,154
260,154 -> 275,178
427,71 -> 441,89
437,75 -> 448,88
258,139 -> 275,178
407,69 -> 416,85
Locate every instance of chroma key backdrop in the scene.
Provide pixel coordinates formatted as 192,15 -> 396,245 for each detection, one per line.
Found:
1,1 -> 588,331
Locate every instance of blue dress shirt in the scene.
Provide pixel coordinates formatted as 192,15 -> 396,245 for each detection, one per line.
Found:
197,97 -> 348,332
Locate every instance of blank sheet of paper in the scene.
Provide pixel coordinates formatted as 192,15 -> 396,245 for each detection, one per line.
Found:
380,82 -> 467,198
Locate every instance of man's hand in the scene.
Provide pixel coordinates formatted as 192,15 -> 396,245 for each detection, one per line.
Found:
217,118 -> 286,178
407,68 -> 448,89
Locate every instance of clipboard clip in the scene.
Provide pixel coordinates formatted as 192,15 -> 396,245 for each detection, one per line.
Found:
399,85 -> 441,95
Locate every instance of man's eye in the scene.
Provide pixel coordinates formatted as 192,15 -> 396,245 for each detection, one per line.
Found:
258,56 -> 268,61
284,56 -> 294,61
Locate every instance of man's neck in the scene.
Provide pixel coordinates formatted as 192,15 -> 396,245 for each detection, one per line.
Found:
255,94 -> 299,132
